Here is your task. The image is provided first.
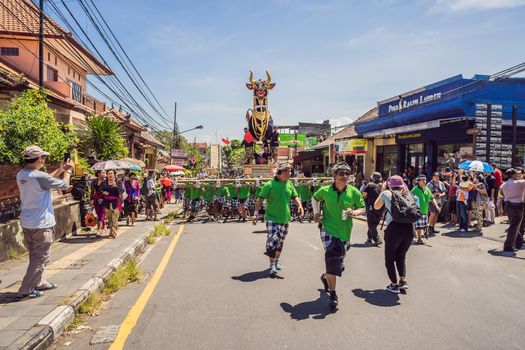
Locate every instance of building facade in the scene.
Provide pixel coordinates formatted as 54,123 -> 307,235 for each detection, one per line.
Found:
356,74 -> 525,178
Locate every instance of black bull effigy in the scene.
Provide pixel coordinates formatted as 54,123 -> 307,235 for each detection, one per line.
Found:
245,70 -> 275,142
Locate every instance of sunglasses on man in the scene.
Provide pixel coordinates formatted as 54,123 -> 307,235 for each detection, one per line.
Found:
336,171 -> 351,177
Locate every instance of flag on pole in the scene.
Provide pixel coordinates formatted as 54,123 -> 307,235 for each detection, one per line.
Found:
222,138 -> 231,145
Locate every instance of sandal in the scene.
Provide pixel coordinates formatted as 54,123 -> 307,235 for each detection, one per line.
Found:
36,282 -> 58,291
17,290 -> 44,300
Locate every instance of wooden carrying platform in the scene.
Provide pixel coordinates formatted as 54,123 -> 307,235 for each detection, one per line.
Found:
243,164 -> 277,177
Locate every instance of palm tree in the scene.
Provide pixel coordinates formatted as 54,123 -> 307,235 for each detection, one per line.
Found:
83,115 -> 128,161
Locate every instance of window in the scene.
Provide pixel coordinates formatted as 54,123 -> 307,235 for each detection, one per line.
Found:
54,56 -> 57,65
68,67 -> 70,75
436,144 -> 473,172
376,145 -> 398,178
516,145 -> 525,168
46,65 -> 58,82
69,80 -> 82,102
48,52 -> 51,61
1,47 -> 19,56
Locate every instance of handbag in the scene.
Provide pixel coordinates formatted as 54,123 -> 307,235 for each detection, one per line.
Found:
85,208 -> 97,227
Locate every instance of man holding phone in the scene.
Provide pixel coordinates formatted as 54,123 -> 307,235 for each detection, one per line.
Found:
16,146 -> 73,299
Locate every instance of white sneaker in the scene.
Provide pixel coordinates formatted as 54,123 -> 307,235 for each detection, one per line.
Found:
460,229 -> 466,232
275,260 -> 282,270
269,265 -> 278,276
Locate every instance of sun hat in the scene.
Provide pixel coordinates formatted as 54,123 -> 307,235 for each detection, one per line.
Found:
387,175 -> 406,189
23,145 -> 50,160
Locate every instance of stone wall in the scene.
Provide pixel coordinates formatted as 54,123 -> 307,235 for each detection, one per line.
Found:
0,198 -> 81,262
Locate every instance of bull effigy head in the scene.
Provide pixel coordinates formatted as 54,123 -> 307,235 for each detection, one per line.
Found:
246,70 -> 276,98
246,70 -> 276,143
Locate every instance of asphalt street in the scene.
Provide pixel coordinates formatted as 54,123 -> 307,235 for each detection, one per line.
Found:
54,218 -> 525,350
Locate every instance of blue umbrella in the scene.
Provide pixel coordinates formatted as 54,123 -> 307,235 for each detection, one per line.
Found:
458,160 -> 494,173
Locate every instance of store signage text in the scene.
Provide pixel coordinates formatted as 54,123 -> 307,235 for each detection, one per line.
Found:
388,92 -> 442,113
397,133 -> 422,140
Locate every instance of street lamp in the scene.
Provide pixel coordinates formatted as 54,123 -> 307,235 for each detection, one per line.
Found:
171,125 -> 204,165
177,125 -> 203,135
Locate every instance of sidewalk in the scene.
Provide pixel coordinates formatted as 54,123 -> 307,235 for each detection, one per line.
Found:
0,203 -> 181,350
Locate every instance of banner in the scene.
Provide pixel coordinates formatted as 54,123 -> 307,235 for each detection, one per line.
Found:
279,133 -> 306,147
305,136 -> 318,149
335,138 -> 368,154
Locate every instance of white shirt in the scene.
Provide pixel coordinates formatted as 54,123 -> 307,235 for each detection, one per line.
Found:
16,168 -> 69,229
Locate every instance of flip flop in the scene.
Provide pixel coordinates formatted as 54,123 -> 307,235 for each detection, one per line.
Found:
16,290 -> 44,300
36,282 -> 58,291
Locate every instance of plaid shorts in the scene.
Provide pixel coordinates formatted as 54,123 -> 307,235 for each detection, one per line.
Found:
415,214 -> 429,230
265,222 -> 289,258
320,230 -> 350,277
213,196 -> 224,205
190,199 -> 200,212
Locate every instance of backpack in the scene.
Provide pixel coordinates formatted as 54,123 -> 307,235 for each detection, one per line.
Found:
389,190 -> 421,224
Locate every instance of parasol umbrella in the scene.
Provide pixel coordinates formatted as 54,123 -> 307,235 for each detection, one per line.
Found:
92,160 -> 132,171
128,163 -> 142,171
121,157 -> 146,168
164,164 -> 185,172
458,160 -> 494,173
161,178 -> 173,187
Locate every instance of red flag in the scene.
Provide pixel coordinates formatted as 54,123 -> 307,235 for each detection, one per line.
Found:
244,131 -> 254,144
222,138 -> 231,145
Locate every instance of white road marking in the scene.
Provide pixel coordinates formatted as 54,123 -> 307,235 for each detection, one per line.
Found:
508,274 -> 519,280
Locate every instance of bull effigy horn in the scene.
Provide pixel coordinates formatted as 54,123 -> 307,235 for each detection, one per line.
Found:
249,70 -> 255,84
265,70 -> 272,84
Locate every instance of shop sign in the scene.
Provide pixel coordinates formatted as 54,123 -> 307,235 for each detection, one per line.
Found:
171,149 -> 187,158
279,133 -> 306,147
335,138 -> 367,154
397,132 -> 422,140
305,136 -> 318,149
387,92 -> 442,113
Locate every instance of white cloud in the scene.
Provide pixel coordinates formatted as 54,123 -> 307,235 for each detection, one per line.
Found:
433,0 -> 525,12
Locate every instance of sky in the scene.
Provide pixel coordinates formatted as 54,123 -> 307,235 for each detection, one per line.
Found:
52,0 -> 525,143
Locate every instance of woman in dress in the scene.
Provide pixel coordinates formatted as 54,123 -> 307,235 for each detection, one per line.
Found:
90,170 -> 106,237
102,169 -> 123,239
124,172 -> 140,226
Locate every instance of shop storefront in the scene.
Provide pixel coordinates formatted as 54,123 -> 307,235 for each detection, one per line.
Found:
356,74 -> 525,174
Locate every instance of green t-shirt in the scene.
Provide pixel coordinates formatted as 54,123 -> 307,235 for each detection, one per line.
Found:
191,187 -> 203,200
214,186 -> 229,197
297,185 -> 312,202
237,185 -> 251,200
204,185 -> 215,201
313,184 -> 365,241
258,178 -> 298,223
255,185 -> 263,197
411,186 -> 433,215
184,185 -> 193,198
228,185 -> 238,199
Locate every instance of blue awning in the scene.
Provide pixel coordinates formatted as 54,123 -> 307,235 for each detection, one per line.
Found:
355,96 -> 468,135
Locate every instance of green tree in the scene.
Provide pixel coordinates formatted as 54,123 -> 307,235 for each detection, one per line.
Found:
152,130 -> 174,150
0,89 -> 78,165
83,115 -> 128,161
181,141 -> 205,176
221,139 -> 245,175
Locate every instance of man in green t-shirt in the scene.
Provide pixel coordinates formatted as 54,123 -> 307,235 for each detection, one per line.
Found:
188,182 -> 203,222
213,181 -> 229,222
411,175 -> 439,244
224,183 -> 239,223
237,183 -> 251,222
203,182 -> 216,222
183,182 -> 193,217
296,182 -> 313,222
253,163 -> 303,276
312,162 -> 365,311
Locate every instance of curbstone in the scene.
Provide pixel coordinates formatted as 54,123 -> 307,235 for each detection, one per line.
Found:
66,289 -> 90,310
37,305 -> 75,339
6,325 -> 53,350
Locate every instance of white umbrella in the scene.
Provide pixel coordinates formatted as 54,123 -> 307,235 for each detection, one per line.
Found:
92,160 -> 132,171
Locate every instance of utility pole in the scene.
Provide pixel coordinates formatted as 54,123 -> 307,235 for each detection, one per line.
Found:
39,0 -> 44,88
171,102 -> 178,165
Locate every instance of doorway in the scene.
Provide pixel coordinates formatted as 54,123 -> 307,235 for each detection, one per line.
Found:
406,143 -> 426,175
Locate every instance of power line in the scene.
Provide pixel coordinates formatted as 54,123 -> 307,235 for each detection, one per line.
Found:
42,0 -> 170,129
37,0 -> 169,129
84,0 -> 171,119
0,1 -> 161,131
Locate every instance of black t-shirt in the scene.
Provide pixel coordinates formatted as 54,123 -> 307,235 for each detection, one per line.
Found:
102,182 -> 120,209
363,182 -> 381,210
485,175 -> 496,198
